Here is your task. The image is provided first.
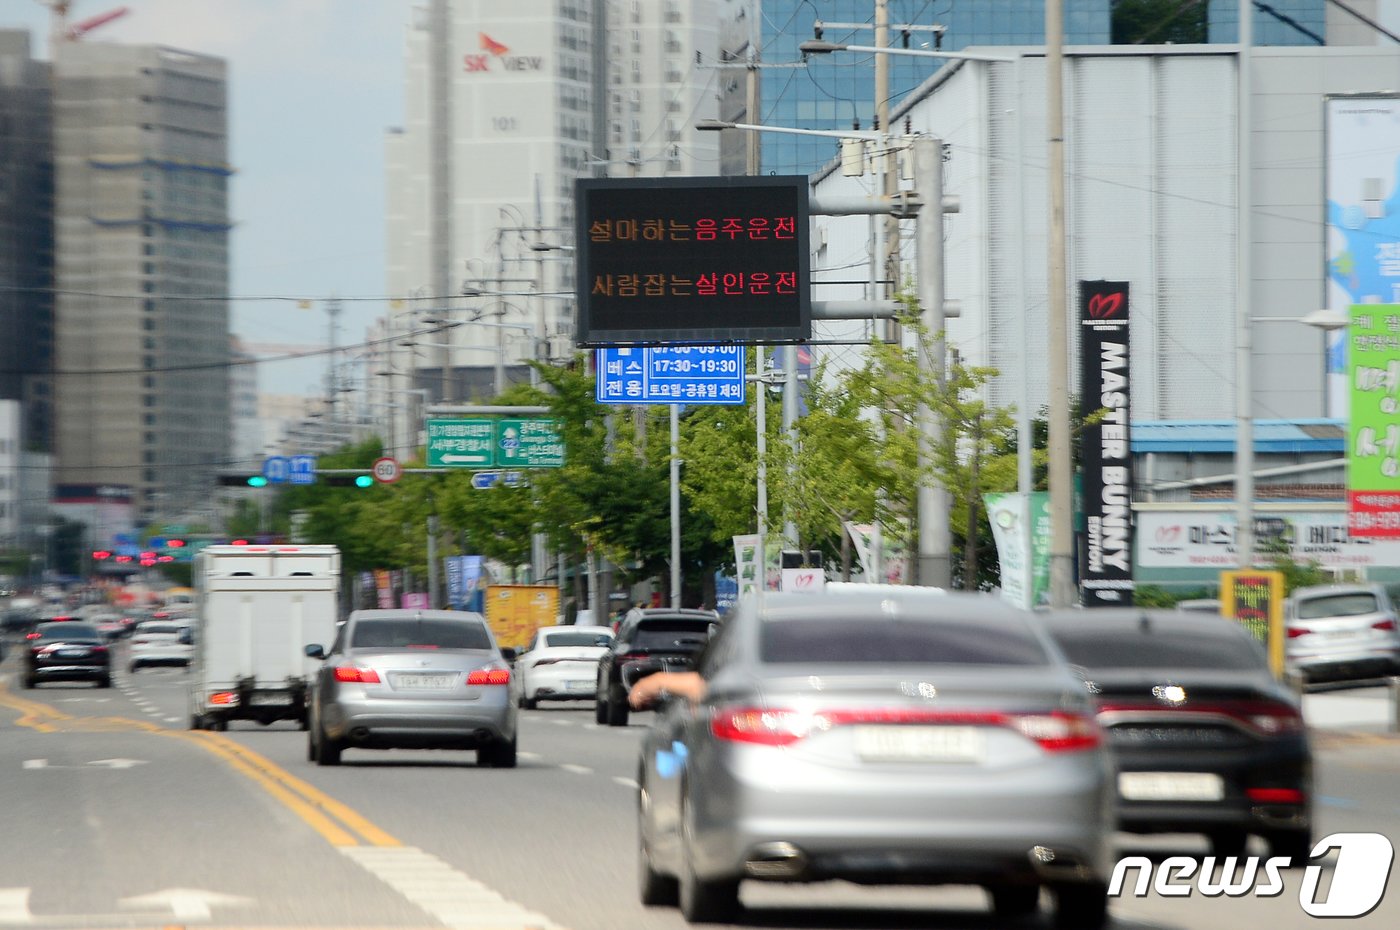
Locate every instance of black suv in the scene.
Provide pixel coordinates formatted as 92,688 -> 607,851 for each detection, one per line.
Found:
595,608 -> 718,726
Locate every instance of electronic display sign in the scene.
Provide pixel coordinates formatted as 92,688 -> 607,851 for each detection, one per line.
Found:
575,176 -> 811,346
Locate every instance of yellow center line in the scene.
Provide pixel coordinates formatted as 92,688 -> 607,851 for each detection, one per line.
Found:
0,681 -> 400,848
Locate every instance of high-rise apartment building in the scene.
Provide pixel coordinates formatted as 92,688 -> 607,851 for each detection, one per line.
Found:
51,41 -> 231,526
378,0 -> 723,452
0,30 -> 55,455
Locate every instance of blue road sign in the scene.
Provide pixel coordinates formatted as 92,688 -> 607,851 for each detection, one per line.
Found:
596,346 -> 746,405
262,456 -> 290,484
471,471 -> 526,490
289,455 -> 317,485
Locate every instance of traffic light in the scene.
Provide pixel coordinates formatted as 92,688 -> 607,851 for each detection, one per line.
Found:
217,474 -> 268,487
319,473 -> 375,488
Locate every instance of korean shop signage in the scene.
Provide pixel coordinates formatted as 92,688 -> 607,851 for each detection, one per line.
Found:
574,176 -> 811,346
1078,280 -> 1134,607
1346,304 -> 1400,536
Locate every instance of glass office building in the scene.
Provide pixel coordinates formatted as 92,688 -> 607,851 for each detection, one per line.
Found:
754,0 -> 1326,176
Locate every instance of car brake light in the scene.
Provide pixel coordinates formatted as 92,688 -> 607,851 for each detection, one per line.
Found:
92,645 -> 107,654
209,691 -> 238,705
1008,712 -> 1102,752
333,666 -> 381,684
618,652 -> 650,662
1247,787 -> 1306,804
25,632 -> 41,640
1287,626 -> 1311,638
708,707 -> 1100,752
1373,619 -> 1396,632
467,668 -> 511,685
711,707 -> 828,745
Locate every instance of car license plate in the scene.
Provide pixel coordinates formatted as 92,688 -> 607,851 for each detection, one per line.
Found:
56,649 -> 87,658
855,726 -> 985,763
1118,772 -> 1225,801
250,693 -> 293,706
563,680 -> 590,691
395,673 -> 454,691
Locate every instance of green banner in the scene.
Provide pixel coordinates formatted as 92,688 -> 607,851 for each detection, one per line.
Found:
1346,305 -> 1400,537
984,492 -> 1051,609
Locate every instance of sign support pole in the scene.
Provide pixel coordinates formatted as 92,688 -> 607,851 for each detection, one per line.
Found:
670,404 -> 682,608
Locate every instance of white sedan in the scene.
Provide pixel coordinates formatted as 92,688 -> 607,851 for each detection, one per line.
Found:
128,620 -> 193,672
516,626 -> 615,709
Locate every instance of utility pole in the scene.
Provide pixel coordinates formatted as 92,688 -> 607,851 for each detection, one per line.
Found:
429,0 -> 453,405
1046,1 -> 1076,607
913,137 -> 952,589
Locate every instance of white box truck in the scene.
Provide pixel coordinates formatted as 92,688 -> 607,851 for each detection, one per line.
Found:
189,544 -> 340,731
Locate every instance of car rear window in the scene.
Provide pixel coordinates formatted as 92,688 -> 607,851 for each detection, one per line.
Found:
1296,593 -> 1381,620
633,620 -> 713,649
760,617 -> 1049,665
350,618 -> 492,651
139,624 -> 184,635
1050,629 -> 1266,671
37,624 -> 102,642
544,632 -> 612,647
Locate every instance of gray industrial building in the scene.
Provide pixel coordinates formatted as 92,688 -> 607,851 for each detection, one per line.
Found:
50,40 -> 231,527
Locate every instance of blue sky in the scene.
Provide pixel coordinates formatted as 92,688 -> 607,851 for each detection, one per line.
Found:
3,0 -> 413,396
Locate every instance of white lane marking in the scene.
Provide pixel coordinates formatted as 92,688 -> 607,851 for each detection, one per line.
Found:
518,751 -> 543,761
612,776 -> 639,789
164,716 -> 180,723
118,887 -> 252,920
549,719 -> 572,727
341,846 -> 562,929
0,887 -> 30,922
559,763 -> 593,776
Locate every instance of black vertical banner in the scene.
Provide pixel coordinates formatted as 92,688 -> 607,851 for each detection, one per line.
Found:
1078,281 -> 1135,607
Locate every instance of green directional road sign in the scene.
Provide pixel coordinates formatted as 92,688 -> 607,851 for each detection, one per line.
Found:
426,419 -> 496,468
496,418 -> 565,468
427,418 -> 564,469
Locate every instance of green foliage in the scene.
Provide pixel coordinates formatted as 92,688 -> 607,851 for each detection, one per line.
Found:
1132,584 -> 1180,608
1260,537 -> 1331,594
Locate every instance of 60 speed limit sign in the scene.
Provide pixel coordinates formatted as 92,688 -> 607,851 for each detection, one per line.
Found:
371,457 -> 402,485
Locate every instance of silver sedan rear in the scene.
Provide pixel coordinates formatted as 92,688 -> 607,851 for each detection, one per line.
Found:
306,609 -> 517,767
636,589 -> 1114,928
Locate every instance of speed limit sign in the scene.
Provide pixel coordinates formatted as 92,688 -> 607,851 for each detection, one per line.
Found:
371,457 -> 402,485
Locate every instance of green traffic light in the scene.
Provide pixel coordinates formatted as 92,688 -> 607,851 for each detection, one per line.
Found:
247,476 -> 269,487
355,475 -> 374,488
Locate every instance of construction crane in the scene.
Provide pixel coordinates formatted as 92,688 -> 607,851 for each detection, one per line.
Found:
38,1 -> 130,44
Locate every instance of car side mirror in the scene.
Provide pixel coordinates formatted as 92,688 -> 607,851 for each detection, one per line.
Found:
305,644 -> 326,660
500,646 -> 518,662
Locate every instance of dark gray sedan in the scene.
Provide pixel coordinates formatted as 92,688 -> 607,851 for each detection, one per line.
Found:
305,609 -> 517,767
636,589 -> 1115,928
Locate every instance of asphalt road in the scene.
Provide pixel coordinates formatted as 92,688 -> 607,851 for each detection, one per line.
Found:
2,640 -> 1399,929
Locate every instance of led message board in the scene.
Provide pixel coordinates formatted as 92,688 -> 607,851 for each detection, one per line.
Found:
575,176 -> 811,346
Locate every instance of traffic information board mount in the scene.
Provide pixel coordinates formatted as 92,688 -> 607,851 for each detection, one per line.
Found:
426,418 -> 564,469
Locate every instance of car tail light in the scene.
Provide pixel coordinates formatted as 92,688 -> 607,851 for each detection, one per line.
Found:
1247,787 -> 1306,804
1098,698 -> 1303,736
91,645 -> 107,654
709,707 -> 1100,752
618,652 -> 650,662
25,632 -> 41,641
209,691 -> 237,705
333,666 -> 381,684
1007,712 -> 1102,752
467,668 -> 511,686
1287,626 -> 1311,638
1372,619 -> 1396,632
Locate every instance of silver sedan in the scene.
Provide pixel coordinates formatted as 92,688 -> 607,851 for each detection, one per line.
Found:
636,589 -> 1115,928
305,609 -> 517,767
